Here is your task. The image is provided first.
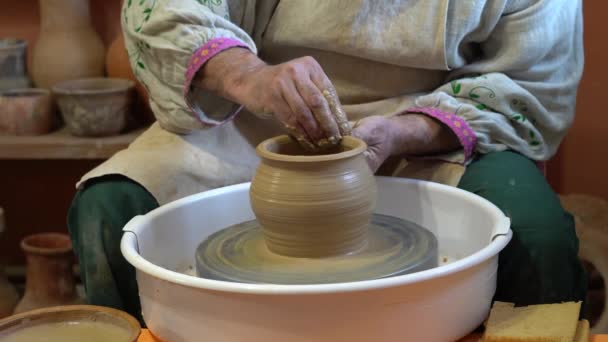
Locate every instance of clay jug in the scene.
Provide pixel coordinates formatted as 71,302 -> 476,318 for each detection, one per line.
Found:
14,233 -> 82,314
31,0 -> 105,89
0,207 -> 19,318
106,33 -> 154,125
250,135 -> 377,258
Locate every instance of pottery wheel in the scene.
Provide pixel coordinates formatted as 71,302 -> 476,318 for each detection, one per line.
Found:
195,214 -> 438,284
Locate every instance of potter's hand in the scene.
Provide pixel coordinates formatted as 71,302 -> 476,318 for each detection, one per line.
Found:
197,48 -> 349,150
352,114 -> 461,172
351,116 -> 396,172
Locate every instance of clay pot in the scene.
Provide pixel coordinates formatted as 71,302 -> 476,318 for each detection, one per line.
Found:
0,88 -> 54,135
106,33 -> 154,125
250,135 -> 376,258
0,39 -> 30,91
14,233 -> 82,314
52,78 -> 134,136
31,0 -> 105,89
0,207 -> 19,319
0,305 -> 141,341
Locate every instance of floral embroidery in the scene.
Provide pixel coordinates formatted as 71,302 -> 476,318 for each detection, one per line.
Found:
196,0 -> 223,5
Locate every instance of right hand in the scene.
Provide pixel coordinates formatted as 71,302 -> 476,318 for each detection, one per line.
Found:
202,49 -> 349,150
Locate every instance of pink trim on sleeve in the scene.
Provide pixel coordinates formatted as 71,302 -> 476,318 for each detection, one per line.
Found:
407,107 -> 477,161
184,38 -> 249,94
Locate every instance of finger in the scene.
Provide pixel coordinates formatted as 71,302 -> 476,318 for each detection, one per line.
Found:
309,69 -> 352,136
272,97 -> 317,151
295,79 -> 341,147
281,81 -> 324,142
322,87 -> 352,136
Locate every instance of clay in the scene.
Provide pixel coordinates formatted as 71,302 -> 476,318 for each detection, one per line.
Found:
106,31 -> 154,125
0,39 -> 30,91
0,88 -> 54,135
31,0 -> 105,89
52,78 -> 134,136
250,135 -> 376,257
196,214 -> 437,284
14,233 -> 82,314
0,305 -> 141,342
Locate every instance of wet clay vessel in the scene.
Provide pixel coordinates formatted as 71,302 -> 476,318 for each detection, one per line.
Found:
250,135 -> 376,258
14,233 -> 82,314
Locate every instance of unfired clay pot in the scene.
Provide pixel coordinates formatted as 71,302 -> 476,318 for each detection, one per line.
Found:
14,233 -> 82,314
31,0 -> 105,89
250,135 -> 376,258
0,88 -> 54,135
0,39 -> 30,91
52,78 -> 134,136
0,207 -> 19,319
106,30 -> 154,125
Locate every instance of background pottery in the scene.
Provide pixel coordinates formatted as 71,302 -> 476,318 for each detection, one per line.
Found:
250,135 -> 376,258
106,31 -> 154,125
0,39 -> 30,91
52,78 -> 134,137
0,88 -> 54,135
0,207 -> 19,319
0,305 -> 141,341
14,233 -> 82,314
31,0 -> 105,89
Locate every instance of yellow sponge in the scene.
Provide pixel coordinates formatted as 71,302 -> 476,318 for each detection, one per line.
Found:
483,301 -> 581,342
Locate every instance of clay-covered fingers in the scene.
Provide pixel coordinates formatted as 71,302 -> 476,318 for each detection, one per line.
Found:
294,79 -> 341,148
322,87 -> 351,137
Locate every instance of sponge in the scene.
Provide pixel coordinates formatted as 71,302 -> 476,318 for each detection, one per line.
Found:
483,301 -> 581,342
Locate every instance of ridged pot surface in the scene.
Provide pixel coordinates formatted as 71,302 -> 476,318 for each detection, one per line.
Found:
250,135 -> 376,258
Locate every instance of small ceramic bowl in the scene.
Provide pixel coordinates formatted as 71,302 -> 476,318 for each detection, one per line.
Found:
52,78 -> 134,137
0,88 -> 54,135
0,305 -> 141,341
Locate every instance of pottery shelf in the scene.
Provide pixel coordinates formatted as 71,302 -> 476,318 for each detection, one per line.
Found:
0,127 -> 144,160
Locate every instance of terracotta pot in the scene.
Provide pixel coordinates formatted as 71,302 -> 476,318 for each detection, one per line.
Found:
14,233 -> 82,314
250,135 -> 377,258
106,33 -> 154,125
0,39 -> 30,91
0,207 -> 19,319
31,0 -> 105,89
0,88 -> 54,135
0,305 -> 141,341
52,78 -> 134,136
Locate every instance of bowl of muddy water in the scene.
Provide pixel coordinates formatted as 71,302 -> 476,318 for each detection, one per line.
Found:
121,177 -> 512,342
0,305 -> 141,342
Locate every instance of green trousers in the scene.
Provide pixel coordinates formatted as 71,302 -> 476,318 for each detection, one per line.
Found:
67,151 -> 587,322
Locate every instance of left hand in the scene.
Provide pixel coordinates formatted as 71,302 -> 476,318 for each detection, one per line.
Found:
351,116 -> 396,172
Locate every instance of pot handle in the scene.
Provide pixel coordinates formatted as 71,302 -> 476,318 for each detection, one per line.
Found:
491,216 -> 512,241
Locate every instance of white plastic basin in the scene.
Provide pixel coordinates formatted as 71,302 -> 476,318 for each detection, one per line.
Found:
121,177 -> 511,342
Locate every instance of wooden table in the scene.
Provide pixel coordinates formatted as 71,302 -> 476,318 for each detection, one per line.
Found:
137,329 -> 608,341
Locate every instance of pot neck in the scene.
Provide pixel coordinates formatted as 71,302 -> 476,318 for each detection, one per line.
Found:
39,0 -> 93,30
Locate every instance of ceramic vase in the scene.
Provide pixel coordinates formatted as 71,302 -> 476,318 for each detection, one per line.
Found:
14,233 -> 82,314
250,135 -> 377,258
106,32 -> 154,125
0,39 -> 30,91
0,207 -> 19,319
0,88 -> 54,135
31,0 -> 105,89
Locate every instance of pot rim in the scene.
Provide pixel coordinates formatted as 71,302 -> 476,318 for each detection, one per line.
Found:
0,88 -> 50,97
20,233 -> 72,255
257,135 -> 366,163
0,39 -> 27,51
52,78 -> 135,96
0,304 -> 141,341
